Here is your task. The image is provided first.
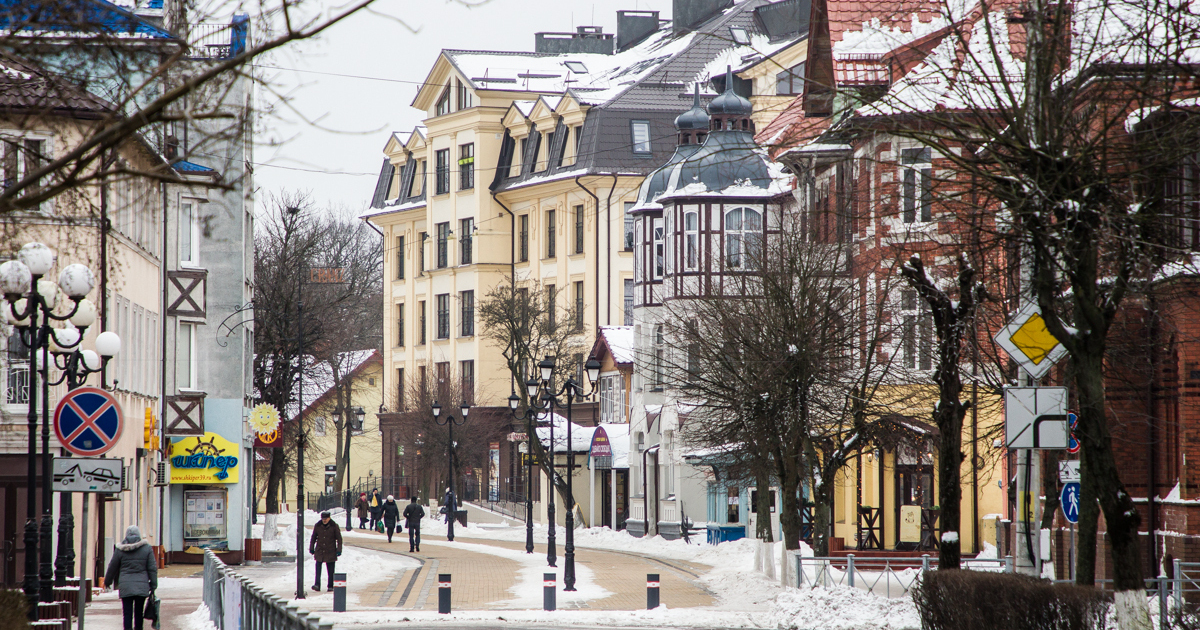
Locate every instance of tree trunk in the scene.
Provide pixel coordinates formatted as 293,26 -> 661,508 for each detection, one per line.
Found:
265,446 -> 286,513
813,480 -> 833,556
755,466 -> 774,542
935,399 -> 966,570
777,458 -> 802,550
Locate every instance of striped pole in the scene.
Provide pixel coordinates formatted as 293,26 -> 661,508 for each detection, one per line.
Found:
647,573 -> 660,609
438,573 -> 451,614
544,573 -> 556,611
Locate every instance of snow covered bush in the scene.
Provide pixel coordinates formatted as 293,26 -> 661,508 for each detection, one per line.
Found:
912,570 -> 1109,630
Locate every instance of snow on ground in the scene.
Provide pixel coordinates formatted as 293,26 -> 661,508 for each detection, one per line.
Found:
238,544 -> 420,606
770,587 -> 920,630
182,603 -> 218,630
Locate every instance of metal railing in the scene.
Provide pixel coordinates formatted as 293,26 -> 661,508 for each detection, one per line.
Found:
794,553 -> 1012,598
204,549 -> 331,630
474,489 -> 527,521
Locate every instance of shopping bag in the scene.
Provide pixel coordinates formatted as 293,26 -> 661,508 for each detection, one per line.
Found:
376,520 -> 384,533
143,591 -> 161,629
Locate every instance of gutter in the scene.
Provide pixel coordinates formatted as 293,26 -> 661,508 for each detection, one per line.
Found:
492,192 -> 517,393
574,176 -> 601,327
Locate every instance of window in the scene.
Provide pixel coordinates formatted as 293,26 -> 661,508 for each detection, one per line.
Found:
435,88 -> 451,116
546,284 -> 557,330
419,232 -> 427,273
631,120 -> 652,154
527,133 -> 542,174
518,215 -> 529,262
418,300 -> 427,345
575,125 -> 583,161
599,374 -> 626,423
396,368 -> 405,412
652,324 -> 664,389
459,143 -> 474,190
565,60 -> 588,74
546,209 -> 556,258
574,204 -> 585,254
730,26 -> 750,45
395,235 -> 405,279
396,303 -> 405,347
724,207 -> 762,270
436,222 -> 450,268
901,289 -> 932,370
459,218 -> 473,265
901,148 -> 933,223
460,290 -> 474,336
436,294 -> 450,339
435,362 -> 451,399
435,149 -> 450,195
624,279 -> 634,325
460,360 -> 475,405
574,281 -> 584,330
683,209 -> 699,270
314,416 -> 326,437
624,202 -> 635,251
456,79 -> 472,110
653,217 -> 664,279
178,322 -> 194,389
516,288 -> 530,332
180,201 -> 198,266
776,61 -> 806,95
5,330 -> 30,405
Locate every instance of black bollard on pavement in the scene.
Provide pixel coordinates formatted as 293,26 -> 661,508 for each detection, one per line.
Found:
543,573 -> 556,611
333,573 -> 347,612
438,573 -> 452,614
647,573 -> 660,609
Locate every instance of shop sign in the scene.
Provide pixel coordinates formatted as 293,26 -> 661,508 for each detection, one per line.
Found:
590,426 -> 612,470
250,403 -> 282,448
169,432 -> 241,483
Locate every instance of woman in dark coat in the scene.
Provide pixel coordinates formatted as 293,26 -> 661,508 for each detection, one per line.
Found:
105,525 -> 158,630
381,495 -> 402,543
354,492 -> 369,529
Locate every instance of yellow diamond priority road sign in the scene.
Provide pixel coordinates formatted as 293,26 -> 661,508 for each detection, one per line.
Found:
995,302 -> 1068,380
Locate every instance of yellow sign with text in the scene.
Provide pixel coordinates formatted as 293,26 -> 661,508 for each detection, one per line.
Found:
169,432 -> 241,484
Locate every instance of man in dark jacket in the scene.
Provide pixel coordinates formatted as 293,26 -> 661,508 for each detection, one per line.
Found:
309,510 -> 343,591
105,525 -> 158,630
381,495 -> 402,542
402,496 -> 425,552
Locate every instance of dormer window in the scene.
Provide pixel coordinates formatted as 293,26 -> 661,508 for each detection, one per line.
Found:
435,88 -> 451,116
631,120 -> 652,154
776,62 -> 805,96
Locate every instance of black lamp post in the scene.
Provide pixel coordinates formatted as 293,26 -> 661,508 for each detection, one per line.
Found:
431,400 -> 469,541
2,243 -> 114,619
342,406 -> 365,531
526,355 -> 602,590
508,381 -> 542,555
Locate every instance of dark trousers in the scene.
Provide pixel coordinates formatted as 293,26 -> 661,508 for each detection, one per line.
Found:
408,526 -> 420,550
359,517 -> 368,529
386,523 -> 396,542
314,560 -> 336,588
121,595 -> 146,630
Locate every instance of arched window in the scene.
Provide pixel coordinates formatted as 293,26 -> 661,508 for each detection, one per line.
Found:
724,206 -> 762,270
684,210 -> 699,270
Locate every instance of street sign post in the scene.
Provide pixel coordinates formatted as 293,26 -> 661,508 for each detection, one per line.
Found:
1004,387 -> 1069,449
1068,413 -> 1080,454
994,302 -> 1068,380
1061,482 -> 1081,524
54,387 -> 124,456
53,457 -> 124,493
1058,460 -> 1080,483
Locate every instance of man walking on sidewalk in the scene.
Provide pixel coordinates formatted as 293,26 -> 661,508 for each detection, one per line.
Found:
309,510 -> 343,591
403,496 -> 425,552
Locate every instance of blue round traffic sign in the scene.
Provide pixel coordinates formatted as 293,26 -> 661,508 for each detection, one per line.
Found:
1061,481 -> 1081,524
54,387 -> 124,456
1068,413 -> 1080,454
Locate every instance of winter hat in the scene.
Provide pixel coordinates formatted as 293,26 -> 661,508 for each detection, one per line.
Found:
360,493 -> 366,498
122,525 -> 142,544
320,511 -> 331,518
387,495 -> 394,501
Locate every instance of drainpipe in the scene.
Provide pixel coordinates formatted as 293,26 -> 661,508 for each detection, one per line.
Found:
160,180 -> 169,555
492,193 -> 516,392
1147,298 -> 1159,573
602,174 -> 617,325
574,176 -> 600,327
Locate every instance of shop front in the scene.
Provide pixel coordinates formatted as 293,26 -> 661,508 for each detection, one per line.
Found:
167,427 -> 245,564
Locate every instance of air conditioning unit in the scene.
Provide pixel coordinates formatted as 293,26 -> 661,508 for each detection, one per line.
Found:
154,461 -> 170,487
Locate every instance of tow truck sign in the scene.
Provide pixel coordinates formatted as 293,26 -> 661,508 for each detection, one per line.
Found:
53,457 -> 124,492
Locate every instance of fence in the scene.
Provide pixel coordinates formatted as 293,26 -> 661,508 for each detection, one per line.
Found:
204,549 -> 332,630
309,476 -> 418,513
793,552 -> 1011,598
474,489 -> 527,521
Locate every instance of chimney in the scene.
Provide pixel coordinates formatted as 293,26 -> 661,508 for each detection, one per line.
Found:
617,10 -> 660,51
535,26 -> 615,55
673,0 -> 734,34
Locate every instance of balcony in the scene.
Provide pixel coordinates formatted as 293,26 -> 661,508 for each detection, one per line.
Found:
6,362 -> 28,406
188,16 -> 248,60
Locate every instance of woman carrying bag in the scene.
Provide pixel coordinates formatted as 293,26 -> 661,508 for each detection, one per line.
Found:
105,525 -> 158,630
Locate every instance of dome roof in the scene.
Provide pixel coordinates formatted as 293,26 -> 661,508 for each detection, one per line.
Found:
707,65 -> 752,117
633,143 -> 703,209
665,131 -> 771,195
674,85 -> 709,131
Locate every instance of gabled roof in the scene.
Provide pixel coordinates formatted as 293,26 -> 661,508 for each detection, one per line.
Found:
286,349 -> 381,421
0,52 -> 115,116
591,325 -> 635,366
0,0 -> 178,40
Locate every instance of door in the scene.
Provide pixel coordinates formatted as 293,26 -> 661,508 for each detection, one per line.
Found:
895,465 -> 933,546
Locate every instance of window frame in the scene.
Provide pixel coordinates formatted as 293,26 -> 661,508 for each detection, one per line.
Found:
546,209 -> 556,259
630,120 -> 652,155
683,209 -> 699,271
436,293 -> 450,339
623,278 -> 634,326
436,222 -> 450,269
178,321 -> 195,389
901,147 -> 933,223
418,300 -> 427,345
435,88 -> 451,116
652,217 -> 665,279
723,206 -> 763,270
775,61 -> 806,96
395,235 -> 405,279
179,200 -> 200,267
396,303 -> 405,347
574,280 -> 584,330
518,214 -> 529,262
623,202 -> 635,251
459,143 -> 474,190
435,148 -> 450,195
460,290 -> 474,337
459,218 -> 473,265
574,204 -> 585,254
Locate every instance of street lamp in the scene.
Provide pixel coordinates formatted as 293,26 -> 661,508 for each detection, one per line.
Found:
340,405 -> 367,531
522,355 -> 602,590
431,400 -> 469,541
508,391 -> 539,554
2,243 -> 113,619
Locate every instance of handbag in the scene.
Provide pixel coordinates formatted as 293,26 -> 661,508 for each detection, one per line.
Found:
143,591 -> 161,629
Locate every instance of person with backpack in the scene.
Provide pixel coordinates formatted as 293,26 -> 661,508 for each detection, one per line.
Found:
403,496 -> 425,552
309,510 -> 343,592
104,525 -> 158,630
381,495 -> 402,543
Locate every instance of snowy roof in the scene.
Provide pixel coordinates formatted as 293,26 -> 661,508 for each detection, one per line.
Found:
535,412 -> 594,452
284,350 -> 379,420
597,326 -> 635,365
596,423 -> 631,469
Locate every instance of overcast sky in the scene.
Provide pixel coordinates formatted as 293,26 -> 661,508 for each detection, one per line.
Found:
252,0 -> 675,213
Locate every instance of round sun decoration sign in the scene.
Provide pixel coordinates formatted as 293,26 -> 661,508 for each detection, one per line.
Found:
249,403 -> 281,444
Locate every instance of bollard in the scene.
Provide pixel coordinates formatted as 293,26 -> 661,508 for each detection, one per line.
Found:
438,573 -> 452,614
647,573 -> 660,609
921,554 -> 930,574
544,573 -> 557,611
1005,555 -> 1015,573
332,573 -> 347,612
847,555 -> 856,587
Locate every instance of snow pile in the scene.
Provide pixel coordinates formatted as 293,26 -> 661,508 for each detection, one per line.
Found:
182,604 -> 218,630
770,586 -> 920,630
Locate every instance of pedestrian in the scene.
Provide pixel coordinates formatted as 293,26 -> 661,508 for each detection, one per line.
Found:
104,525 -> 157,630
309,510 -> 343,592
382,495 -> 401,543
369,488 -> 383,531
442,487 -> 456,524
354,492 -> 369,529
403,496 -> 425,552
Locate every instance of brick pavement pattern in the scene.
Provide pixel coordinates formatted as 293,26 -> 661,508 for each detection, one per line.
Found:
344,529 -> 716,611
